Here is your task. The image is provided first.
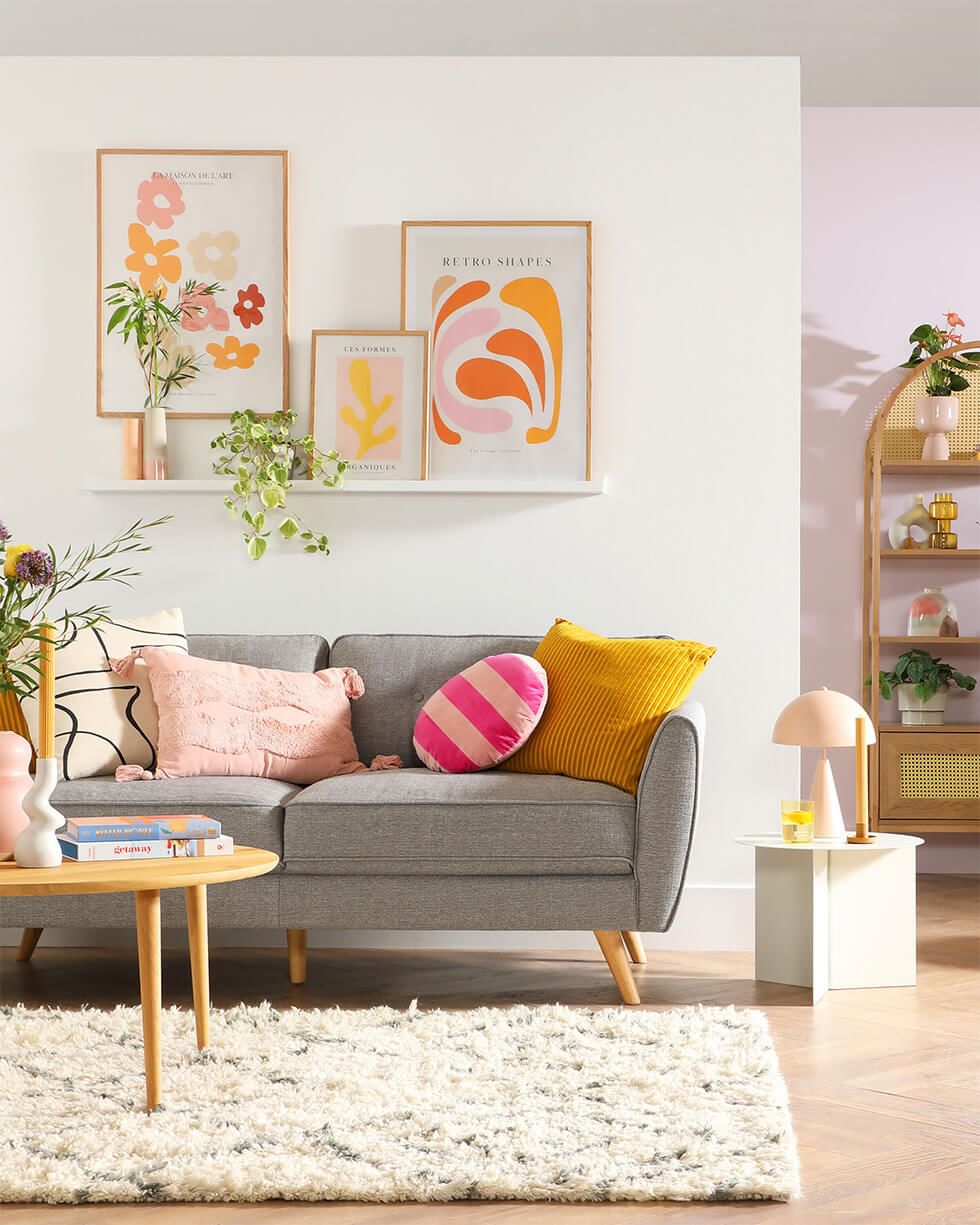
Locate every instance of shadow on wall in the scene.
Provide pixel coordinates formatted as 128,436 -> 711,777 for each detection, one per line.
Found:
800,312 -> 903,693
800,314 -> 904,796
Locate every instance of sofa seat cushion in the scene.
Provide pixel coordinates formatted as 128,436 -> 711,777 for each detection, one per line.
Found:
283,769 -> 635,876
51,776 -> 297,861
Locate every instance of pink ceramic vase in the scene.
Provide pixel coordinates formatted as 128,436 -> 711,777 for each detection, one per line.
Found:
915,395 -> 959,460
0,730 -> 32,857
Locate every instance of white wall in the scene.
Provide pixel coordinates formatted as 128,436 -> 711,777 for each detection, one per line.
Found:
0,56 -> 801,950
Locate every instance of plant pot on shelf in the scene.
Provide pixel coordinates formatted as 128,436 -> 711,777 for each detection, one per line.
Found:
914,395 -> 959,461
896,683 -> 947,726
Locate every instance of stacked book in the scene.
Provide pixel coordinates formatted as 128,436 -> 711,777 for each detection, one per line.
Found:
58,815 -> 233,862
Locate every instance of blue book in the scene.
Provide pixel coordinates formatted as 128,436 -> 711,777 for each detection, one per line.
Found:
65,815 -> 221,842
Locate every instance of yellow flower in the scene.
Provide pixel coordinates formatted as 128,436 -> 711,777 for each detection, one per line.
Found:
207,335 -> 260,370
124,223 -> 182,293
4,544 -> 33,578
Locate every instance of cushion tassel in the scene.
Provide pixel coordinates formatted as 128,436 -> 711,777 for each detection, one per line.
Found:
115,764 -> 154,781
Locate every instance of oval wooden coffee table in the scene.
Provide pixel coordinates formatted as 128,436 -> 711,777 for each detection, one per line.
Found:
0,846 -> 279,1111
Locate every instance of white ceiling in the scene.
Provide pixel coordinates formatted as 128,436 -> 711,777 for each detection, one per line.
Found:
3,0 -> 979,104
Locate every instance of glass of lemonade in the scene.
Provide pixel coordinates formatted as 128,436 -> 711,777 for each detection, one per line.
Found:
781,799 -> 814,844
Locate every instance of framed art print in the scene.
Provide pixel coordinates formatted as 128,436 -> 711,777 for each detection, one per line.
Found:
310,330 -> 429,480
402,221 -> 591,480
97,149 -> 288,418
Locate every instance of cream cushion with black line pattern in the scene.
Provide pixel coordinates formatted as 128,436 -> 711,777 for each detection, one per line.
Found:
23,609 -> 186,780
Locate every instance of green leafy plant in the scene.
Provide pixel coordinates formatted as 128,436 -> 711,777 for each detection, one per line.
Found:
870,649 -> 976,702
104,278 -> 222,409
0,516 -> 172,701
900,311 -> 980,396
211,410 -> 347,560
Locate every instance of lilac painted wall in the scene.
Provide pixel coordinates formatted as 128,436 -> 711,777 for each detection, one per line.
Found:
802,108 -> 980,872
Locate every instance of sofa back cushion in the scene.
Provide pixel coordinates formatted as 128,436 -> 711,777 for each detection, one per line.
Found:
330,635 -> 539,766
189,634 -> 329,673
24,608 -> 187,780
134,648 -> 365,784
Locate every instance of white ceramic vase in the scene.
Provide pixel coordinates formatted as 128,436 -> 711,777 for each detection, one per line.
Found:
915,395 -> 959,461
13,757 -> 64,868
143,403 -> 169,480
888,494 -> 936,550
896,684 -> 947,727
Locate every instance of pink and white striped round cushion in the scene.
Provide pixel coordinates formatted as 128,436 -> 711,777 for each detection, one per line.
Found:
413,654 -> 548,773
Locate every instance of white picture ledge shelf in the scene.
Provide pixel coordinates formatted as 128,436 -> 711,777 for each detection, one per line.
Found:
82,478 -> 606,496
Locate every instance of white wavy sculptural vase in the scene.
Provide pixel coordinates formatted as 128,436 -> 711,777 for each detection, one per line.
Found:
915,395 -> 959,461
887,494 -> 936,550
13,757 -> 64,868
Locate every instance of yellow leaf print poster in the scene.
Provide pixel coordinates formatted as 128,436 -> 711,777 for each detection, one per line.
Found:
310,331 -> 429,481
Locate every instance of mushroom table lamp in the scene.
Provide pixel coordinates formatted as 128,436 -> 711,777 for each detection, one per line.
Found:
772,688 -> 877,840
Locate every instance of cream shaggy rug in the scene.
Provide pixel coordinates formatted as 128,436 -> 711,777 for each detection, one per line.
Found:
0,1002 -> 800,1204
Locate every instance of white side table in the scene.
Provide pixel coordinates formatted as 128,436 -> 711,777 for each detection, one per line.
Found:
736,833 -> 923,1003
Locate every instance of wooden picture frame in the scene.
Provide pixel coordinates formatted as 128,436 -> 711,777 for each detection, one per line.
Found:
310,330 -> 429,481
97,148 -> 288,419
401,220 -> 592,481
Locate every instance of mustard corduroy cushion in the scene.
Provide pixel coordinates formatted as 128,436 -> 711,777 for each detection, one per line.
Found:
502,619 -> 715,794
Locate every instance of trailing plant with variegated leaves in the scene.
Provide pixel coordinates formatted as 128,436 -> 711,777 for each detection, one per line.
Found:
210,410 -> 346,560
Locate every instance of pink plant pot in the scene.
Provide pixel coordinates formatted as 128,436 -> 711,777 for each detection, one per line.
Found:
915,395 -> 959,460
0,731 -> 32,856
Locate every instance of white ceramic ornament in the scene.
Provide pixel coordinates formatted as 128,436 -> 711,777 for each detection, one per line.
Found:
13,757 -> 64,868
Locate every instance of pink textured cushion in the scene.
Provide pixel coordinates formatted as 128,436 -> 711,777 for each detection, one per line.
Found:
413,654 -> 548,773
114,648 -> 370,785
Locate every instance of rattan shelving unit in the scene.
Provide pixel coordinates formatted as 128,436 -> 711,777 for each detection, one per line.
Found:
862,342 -> 980,834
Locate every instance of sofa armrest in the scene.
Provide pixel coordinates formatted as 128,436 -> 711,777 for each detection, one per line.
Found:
633,700 -> 705,932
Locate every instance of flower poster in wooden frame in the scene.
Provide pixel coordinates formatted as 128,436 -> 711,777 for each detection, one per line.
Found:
97,149 -> 288,418
401,221 -> 591,480
310,331 -> 429,481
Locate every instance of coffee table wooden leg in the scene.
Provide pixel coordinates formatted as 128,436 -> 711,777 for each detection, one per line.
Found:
135,889 -> 162,1111
185,884 -> 210,1049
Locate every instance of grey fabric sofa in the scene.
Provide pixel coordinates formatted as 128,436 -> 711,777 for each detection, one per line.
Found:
3,633 -> 705,1004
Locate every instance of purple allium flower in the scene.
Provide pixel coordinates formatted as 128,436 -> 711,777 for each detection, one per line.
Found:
0,521 -> 9,543
14,548 -> 54,587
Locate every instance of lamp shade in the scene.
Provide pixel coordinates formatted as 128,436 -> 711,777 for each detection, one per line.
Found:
772,687 -> 877,748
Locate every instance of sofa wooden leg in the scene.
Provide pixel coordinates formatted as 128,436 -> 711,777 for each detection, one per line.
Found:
16,927 -> 43,962
621,931 -> 647,965
593,930 -> 641,1005
286,928 -> 307,985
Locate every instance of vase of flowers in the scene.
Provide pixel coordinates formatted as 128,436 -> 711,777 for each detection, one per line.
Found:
0,516 -> 171,724
104,278 -> 222,479
901,312 -> 980,460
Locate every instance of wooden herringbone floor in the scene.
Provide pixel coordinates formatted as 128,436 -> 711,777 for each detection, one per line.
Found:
1,874 -> 977,1224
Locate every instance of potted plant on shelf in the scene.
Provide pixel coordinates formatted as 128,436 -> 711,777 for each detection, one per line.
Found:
901,312 -> 980,460
210,410 -> 346,560
104,278 -> 222,479
873,649 -> 977,726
